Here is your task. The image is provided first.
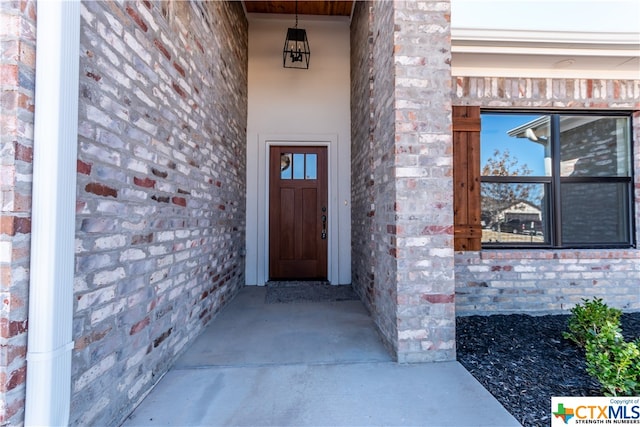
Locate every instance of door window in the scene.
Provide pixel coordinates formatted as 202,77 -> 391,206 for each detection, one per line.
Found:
280,153 -> 318,180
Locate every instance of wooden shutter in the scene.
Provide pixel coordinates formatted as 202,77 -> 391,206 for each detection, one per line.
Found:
453,106 -> 481,251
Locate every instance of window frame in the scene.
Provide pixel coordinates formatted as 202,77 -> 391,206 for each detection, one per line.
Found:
480,110 -> 635,249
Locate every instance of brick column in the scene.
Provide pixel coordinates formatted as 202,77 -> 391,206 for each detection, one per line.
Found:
352,1 -> 454,362
392,0 -> 455,362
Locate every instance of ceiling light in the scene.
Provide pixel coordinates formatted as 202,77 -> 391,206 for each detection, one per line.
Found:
283,1 -> 310,69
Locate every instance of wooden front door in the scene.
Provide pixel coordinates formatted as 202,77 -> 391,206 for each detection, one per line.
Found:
269,146 -> 328,280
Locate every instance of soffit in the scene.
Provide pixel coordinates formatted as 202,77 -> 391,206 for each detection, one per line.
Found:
451,28 -> 640,79
243,1 -> 353,16
452,52 -> 640,79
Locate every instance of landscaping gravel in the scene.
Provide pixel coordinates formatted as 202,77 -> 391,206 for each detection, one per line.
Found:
456,312 -> 640,427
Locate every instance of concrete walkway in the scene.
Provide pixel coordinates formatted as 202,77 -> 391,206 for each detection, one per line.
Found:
123,287 -> 521,427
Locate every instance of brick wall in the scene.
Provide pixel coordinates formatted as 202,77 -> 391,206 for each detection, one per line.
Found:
350,2 -> 375,306
351,0 -> 400,357
453,76 -> 640,315
369,2 -> 398,352
351,1 -> 455,363
456,250 -> 640,314
73,2 -> 246,425
0,1 -> 36,424
393,1 -> 455,362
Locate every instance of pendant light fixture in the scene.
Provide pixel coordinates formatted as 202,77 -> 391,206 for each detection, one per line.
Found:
283,1 -> 310,69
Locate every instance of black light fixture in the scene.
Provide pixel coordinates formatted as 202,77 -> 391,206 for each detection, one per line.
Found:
283,1 -> 310,69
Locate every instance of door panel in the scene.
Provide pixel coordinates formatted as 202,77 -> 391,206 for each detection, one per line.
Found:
301,188 -> 317,260
269,146 -> 327,280
279,188 -> 295,259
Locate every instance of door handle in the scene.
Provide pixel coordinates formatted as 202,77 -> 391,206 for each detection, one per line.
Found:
321,211 -> 327,240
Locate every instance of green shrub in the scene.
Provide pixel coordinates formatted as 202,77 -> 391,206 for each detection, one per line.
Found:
563,297 -> 622,348
585,320 -> 640,397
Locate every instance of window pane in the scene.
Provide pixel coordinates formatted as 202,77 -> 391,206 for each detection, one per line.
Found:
293,153 -> 305,179
481,182 -> 550,244
280,153 -> 292,179
560,116 -> 631,177
561,182 -> 630,244
481,114 -> 551,177
305,154 -> 317,179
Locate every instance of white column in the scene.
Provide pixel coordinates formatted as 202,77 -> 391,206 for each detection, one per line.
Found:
25,1 -> 80,425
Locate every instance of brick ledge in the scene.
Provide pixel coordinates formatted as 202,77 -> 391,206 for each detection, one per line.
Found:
455,248 -> 640,261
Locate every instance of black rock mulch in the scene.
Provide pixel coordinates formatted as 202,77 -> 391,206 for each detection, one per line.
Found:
456,312 -> 640,427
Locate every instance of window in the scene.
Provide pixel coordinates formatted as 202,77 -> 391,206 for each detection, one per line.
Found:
280,153 -> 317,180
480,112 -> 634,248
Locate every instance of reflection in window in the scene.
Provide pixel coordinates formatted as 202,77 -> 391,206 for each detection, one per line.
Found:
482,114 -> 550,177
561,182 -> 630,244
281,153 -> 292,180
306,154 -> 317,179
481,182 -> 550,245
293,154 -> 305,179
480,112 -> 632,248
280,152 -> 319,180
560,116 -> 631,177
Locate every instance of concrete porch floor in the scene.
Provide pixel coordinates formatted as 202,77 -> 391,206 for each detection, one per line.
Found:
122,286 -> 521,426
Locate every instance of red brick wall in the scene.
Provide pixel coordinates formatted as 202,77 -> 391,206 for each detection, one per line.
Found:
351,0 -> 401,359
0,1 -> 37,424
71,2 -> 247,425
350,1 -> 388,349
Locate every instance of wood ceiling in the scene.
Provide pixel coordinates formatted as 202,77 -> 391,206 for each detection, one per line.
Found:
243,1 -> 354,16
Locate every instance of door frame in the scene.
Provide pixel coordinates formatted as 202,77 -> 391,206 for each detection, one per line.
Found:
257,134 -> 338,285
